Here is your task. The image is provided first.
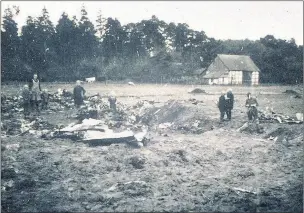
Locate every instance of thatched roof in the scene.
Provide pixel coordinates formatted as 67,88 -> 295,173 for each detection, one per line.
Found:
193,68 -> 206,75
203,54 -> 260,79
217,54 -> 260,72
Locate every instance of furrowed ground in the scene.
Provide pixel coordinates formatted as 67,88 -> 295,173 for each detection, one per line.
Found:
1,83 -> 303,212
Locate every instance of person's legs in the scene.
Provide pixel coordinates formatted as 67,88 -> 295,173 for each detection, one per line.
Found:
220,110 -> 225,121
227,109 -> 232,120
23,102 -> 30,118
252,107 -> 258,121
247,109 -> 252,121
36,101 -> 40,115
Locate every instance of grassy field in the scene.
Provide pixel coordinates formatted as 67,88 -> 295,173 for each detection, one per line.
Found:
1,83 -> 303,212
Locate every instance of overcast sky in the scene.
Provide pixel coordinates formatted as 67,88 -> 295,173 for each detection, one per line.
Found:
1,1 -> 303,45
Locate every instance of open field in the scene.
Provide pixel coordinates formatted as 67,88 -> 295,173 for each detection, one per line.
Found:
1,83 -> 303,212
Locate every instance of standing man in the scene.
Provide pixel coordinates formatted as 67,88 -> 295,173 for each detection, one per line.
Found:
21,84 -> 31,118
245,92 -> 259,122
108,91 -> 117,112
218,90 -> 227,122
226,88 -> 234,121
29,73 -> 42,115
73,80 -> 86,108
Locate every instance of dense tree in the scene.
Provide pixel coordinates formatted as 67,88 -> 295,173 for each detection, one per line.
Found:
1,6 -> 302,84
78,5 -> 98,59
96,9 -> 106,39
102,17 -> 125,60
1,7 -> 22,81
139,15 -> 167,55
20,7 -> 56,80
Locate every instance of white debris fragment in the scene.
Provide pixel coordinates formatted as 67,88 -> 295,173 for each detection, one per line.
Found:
158,123 -> 173,129
296,113 -> 303,121
134,129 -> 148,142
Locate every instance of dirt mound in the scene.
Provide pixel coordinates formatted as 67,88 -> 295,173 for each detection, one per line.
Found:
265,127 -> 297,142
283,89 -> 302,98
189,88 -> 206,94
139,100 -> 216,133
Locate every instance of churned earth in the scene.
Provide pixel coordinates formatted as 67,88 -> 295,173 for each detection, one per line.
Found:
1,83 -> 303,212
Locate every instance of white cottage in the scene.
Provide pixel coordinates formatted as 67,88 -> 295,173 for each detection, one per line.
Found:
202,54 -> 260,85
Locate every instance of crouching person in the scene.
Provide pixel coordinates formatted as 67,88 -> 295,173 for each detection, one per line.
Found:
218,90 -> 227,122
22,84 -> 31,118
73,80 -> 86,108
245,92 -> 259,122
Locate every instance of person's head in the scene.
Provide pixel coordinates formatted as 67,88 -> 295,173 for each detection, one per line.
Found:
221,90 -> 226,96
43,89 -> 48,93
227,88 -> 232,93
76,80 -> 81,85
33,73 -> 38,80
110,91 -> 116,97
24,84 -> 29,89
247,92 -> 251,98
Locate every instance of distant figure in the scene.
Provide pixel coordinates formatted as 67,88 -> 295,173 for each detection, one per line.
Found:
245,92 -> 259,121
108,91 -> 117,112
218,90 -> 227,122
29,73 -> 41,114
41,89 -> 50,110
226,88 -> 234,121
73,80 -> 86,108
63,89 -> 73,97
21,84 -> 31,118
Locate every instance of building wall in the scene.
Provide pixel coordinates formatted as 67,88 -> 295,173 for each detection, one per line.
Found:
208,77 -> 229,85
252,71 -> 259,85
229,71 -> 243,84
204,55 -> 260,85
208,71 -> 259,85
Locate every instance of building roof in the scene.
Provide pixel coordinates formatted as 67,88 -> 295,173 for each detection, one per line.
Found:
218,54 -> 261,72
203,54 -> 260,79
193,68 -> 206,75
202,69 -> 227,79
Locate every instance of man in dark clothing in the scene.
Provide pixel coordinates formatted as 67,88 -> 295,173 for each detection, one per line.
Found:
108,91 -> 117,112
73,80 -> 86,108
245,92 -> 259,121
41,89 -> 50,110
226,88 -> 234,120
63,89 -> 73,98
22,85 -> 31,118
218,90 -> 227,122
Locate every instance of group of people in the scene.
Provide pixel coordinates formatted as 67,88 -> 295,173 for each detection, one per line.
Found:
218,88 -> 259,122
21,74 -> 117,119
21,74 -> 49,118
21,74 -> 258,123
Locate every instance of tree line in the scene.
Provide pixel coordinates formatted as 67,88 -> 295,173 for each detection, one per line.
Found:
1,5 -> 303,84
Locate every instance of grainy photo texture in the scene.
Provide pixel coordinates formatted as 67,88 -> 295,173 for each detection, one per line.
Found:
1,1 -> 303,212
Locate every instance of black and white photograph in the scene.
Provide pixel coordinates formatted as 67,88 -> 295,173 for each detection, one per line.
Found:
1,1 -> 303,212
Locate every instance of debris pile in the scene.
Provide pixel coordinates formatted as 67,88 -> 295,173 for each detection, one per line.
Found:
237,122 -> 264,134
3,88 -> 302,146
259,108 -> 303,124
48,118 -> 149,147
1,95 -> 23,116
